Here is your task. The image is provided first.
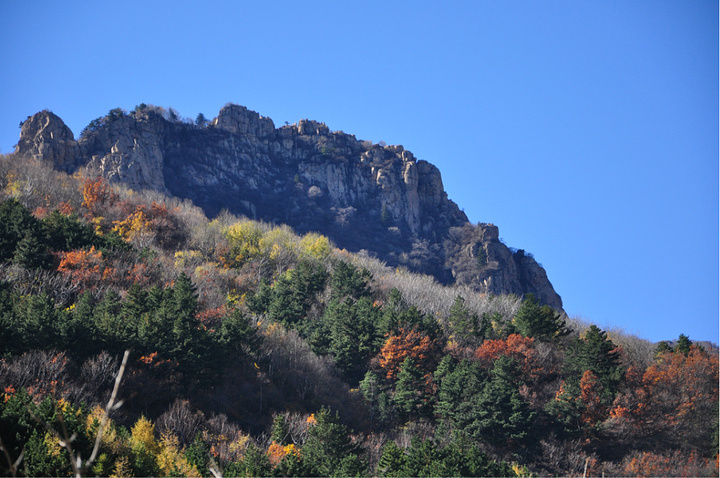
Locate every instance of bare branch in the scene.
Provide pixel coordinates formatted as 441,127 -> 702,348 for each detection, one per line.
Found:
85,349 -> 130,470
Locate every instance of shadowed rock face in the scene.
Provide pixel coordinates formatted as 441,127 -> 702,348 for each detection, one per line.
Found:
15,104 -> 563,310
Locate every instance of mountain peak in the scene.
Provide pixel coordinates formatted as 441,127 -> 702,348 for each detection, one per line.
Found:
15,104 -> 562,310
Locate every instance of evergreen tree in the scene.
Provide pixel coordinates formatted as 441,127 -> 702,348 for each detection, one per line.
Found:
325,296 -> 380,384
378,441 -> 406,477
394,357 -> 426,420
472,355 -> 536,447
0,198 -> 39,261
564,325 -> 625,401
513,293 -> 570,341
185,433 -> 210,476
12,231 -> 52,269
301,408 -> 366,477
447,295 -> 479,345
218,309 -> 261,358
330,260 -> 371,301
675,333 -> 692,355
271,414 -> 290,445
225,443 -> 271,477
42,210 -> 99,251
435,358 -> 486,432
265,260 -> 328,326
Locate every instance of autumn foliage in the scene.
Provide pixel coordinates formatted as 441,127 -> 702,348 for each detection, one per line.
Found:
82,177 -> 117,212
610,345 -> 719,452
475,333 -> 546,381
379,328 -> 438,381
57,246 -> 108,286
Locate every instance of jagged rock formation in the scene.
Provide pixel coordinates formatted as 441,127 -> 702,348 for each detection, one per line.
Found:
15,105 -> 563,310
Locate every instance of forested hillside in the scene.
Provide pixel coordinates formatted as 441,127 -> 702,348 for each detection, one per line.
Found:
0,153 -> 717,477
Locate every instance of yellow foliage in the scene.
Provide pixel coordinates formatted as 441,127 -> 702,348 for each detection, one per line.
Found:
228,433 -> 251,459
156,431 -> 201,477
512,462 -> 533,477
112,209 -> 151,241
43,432 -> 63,458
174,250 -> 203,269
109,456 -> 133,478
299,233 -> 332,261
260,226 -> 297,256
263,322 -> 284,337
86,405 -> 124,454
227,289 -> 243,306
4,178 -> 27,198
223,220 -> 264,266
130,415 -> 160,454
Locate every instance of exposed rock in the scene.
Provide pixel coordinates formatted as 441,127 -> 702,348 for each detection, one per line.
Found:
16,111 -> 77,171
14,104 -> 563,311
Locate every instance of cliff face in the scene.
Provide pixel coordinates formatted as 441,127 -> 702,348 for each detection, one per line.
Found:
15,105 -> 563,310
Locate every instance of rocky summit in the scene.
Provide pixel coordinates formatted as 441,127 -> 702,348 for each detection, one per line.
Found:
15,104 -> 563,310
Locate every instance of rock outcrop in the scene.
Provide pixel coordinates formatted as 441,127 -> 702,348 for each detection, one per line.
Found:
15,104 -> 563,310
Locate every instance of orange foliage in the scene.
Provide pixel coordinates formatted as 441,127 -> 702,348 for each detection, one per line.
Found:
578,370 -> 608,425
610,346 -> 719,447
57,246 -> 105,286
267,441 -> 300,467
3,385 -> 16,402
32,206 -> 50,219
379,328 -> 437,381
196,305 -> 226,329
475,334 -> 545,381
82,177 -> 117,212
57,202 -> 74,215
621,449 -> 715,477
126,262 -> 152,287
111,200 -> 179,248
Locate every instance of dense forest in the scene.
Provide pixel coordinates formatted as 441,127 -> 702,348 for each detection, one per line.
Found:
0,153 -> 717,477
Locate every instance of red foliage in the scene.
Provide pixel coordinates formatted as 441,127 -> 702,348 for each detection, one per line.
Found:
196,305 -> 227,329
475,334 -> 545,381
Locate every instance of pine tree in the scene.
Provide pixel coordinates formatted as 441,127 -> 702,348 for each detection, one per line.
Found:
330,260 -> 371,301
271,414 -> 290,445
378,441 -> 406,477
301,408 -> 366,477
513,293 -> 570,341
0,198 -> 39,261
472,355 -> 536,446
564,325 -> 625,402
325,296 -> 380,384
12,231 -> 52,269
675,334 -> 692,356
394,357 -> 425,420
447,295 -> 479,345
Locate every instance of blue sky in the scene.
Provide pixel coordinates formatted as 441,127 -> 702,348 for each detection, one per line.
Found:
1,1 -> 717,343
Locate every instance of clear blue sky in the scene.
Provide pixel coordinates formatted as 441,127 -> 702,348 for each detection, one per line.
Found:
1,1 -> 717,343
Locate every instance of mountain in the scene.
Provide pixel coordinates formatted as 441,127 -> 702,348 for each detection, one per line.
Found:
15,104 -> 562,310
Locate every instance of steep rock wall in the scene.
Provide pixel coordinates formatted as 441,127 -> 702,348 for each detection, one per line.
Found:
15,105 -> 563,310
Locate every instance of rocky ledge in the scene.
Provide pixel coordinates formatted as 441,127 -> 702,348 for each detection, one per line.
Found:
15,104 -> 563,310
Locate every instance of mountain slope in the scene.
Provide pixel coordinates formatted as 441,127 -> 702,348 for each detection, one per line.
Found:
16,104 -> 562,310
